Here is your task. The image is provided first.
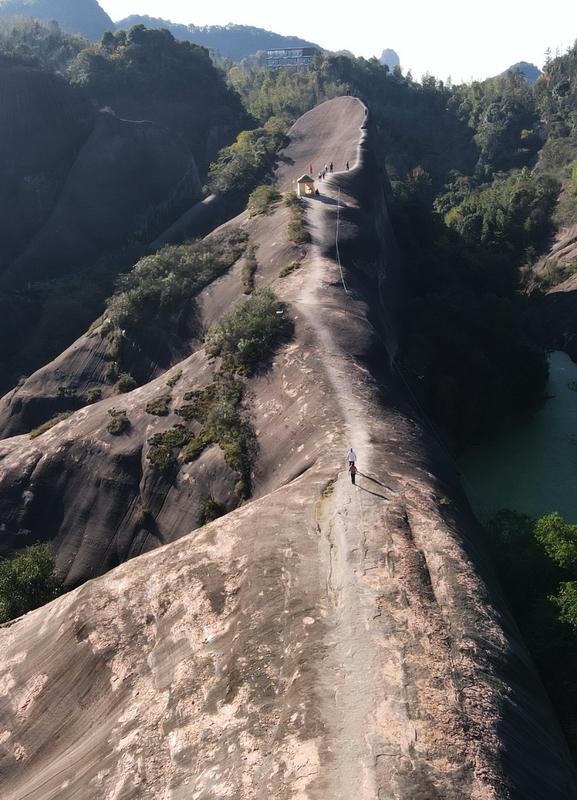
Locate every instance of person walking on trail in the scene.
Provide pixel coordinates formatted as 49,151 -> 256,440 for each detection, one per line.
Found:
349,463 -> 358,485
347,448 -> 357,465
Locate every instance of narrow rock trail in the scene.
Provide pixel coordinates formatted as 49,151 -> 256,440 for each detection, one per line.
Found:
295,165 -> 393,796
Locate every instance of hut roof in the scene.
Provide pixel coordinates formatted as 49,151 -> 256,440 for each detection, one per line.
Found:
297,174 -> 315,183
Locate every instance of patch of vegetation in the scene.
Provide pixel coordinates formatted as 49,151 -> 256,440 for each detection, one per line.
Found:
201,496 -> 225,524
137,508 -> 154,527
87,387 -> 102,404
284,191 -> 312,244
0,543 -> 63,624
206,117 -> 286,199
178,373 -> 253,498
485,510 -> 577,760
147,424 -> 194,471
104,362 -> 117,379
107,227 -> 249,328
279,261 -> 301,278
166,371 -> 182,387
145,395 -> 172,416
107,332 -> 123,363
106,409 -> 129,435
248,185 -> 281,216
29,412 -> 73,439
57,385 -> 77,397
241,245 -> 258,294
99,320 -> 115,339
205,288 -> 291,376
148,424 -> 193,449
0,17 -> 87,73
114,373 -> 137,394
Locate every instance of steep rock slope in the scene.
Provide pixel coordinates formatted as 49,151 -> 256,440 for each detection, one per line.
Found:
1,113 -> 200,290
0,98 -> 576,798
0,64 -> 93,271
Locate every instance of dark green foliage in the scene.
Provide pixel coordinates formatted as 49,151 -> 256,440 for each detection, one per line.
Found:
201,497 -> 225,524
403,290 -> 547,448
435,169 -> 559,262
206,118 -> 287,199
57,385 -> 76,397
146,424 -> 194,472
450,71 -> 539,174
87,387 -> 102,403
137,507 -> 154,527
145,395 -> 172,416
279,261 -> 301,278
485,510 -> 577,759
0,543 -> 63,623
106,408 -> 129,434
0,17 -> 87,72
148,424 -> 193,449
241,245 -> 258,294
284,191 -> 311,243
114,373 -> 137,394
248,185 -> 281,216
29,412 -> 73,439
178,373 -> 253,497
165,371 -> 182,387
205,289 -> 291,376
107,228 -> 249,327
68,24 -> 224,98
107,332 -> 123,363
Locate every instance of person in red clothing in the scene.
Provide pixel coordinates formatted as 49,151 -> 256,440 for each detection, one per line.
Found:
348,463 -> 358,485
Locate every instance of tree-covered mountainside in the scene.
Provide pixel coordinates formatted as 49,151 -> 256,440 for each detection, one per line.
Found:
115,15 -> 321,62
0,0 -> 113,41
0,19 -> 248,392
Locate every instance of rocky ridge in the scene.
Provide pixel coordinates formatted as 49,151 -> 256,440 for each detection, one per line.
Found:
0,98 -> 576,798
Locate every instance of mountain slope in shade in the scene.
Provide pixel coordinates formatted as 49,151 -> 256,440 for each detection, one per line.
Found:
0,0 -> 114,41
0,98 -> 576,798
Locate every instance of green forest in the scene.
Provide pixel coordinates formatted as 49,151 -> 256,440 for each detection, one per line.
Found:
3,17 -> 577,757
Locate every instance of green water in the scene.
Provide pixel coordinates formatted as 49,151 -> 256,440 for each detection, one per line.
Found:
458,350 -> 577,523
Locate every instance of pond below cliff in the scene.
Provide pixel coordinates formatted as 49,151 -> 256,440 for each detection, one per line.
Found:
458,350 -> 577,524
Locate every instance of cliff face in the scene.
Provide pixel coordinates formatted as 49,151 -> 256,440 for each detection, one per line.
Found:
0,98 -> 576,799
0,65 -> 93,272
1,113 -> 201,290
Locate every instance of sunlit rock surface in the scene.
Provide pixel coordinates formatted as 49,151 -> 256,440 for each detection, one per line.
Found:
1,98 -> 576,799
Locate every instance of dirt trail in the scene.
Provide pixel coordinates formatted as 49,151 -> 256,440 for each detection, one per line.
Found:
290,112 -> 391,794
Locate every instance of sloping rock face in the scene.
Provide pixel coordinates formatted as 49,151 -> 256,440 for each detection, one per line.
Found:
0,0 -> 115,41
1,98 -> 577,798
0,64 -> 93,272
1,113 -> 201,290
534,225 -> 577,360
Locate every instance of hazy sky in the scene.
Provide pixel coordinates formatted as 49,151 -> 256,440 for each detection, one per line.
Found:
98,0 -> 577,84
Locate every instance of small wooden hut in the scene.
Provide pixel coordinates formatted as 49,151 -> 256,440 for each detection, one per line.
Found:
297,174 -> 315,197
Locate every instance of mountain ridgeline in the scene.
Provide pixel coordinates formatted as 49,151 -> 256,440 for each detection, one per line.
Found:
3,16 -> 577,796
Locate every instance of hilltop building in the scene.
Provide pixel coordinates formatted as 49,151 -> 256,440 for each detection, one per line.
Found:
267,47 -> 318,69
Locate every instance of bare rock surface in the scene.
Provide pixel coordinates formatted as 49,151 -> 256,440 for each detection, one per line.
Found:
1,98 -> 577,798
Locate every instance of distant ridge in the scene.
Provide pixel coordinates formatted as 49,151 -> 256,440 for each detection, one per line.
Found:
500,61 -> 542,85
115,15 -> 322,61
0,0 -> 114,41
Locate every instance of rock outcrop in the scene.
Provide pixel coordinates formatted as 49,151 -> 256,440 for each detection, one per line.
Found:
1,98 -> 576,798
